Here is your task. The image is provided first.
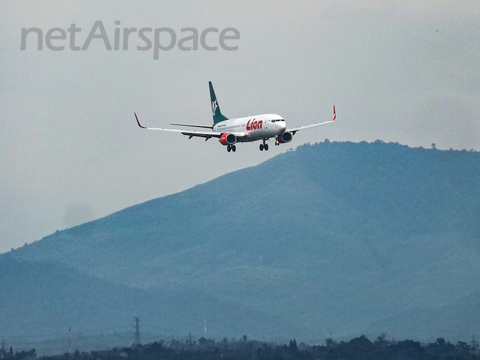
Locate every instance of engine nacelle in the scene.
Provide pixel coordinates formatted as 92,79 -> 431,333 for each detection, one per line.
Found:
276,131 -> 293,144
219,133 -> 237,145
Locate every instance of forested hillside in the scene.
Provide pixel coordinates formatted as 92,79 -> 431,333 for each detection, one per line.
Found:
2,141 -> 479,350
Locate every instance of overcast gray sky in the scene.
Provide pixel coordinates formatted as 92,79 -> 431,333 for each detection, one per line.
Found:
1,0 -> 479,253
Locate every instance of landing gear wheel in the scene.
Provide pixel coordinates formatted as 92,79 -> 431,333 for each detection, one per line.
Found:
261,139 -> 268,151
227,145 -> 231,152
232,145 -> 236,152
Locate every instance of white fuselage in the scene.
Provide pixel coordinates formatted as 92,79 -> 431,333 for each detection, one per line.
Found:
213,113 -> 286,142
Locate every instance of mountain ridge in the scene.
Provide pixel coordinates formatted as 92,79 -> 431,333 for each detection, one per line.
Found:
2,141 -> 479,346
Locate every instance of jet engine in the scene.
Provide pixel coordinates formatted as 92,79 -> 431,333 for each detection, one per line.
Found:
219,133 -> 237,145
276,131 -> 293,144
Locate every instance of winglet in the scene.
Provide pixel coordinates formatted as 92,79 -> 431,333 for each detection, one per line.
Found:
333,105 -> 336,121
135,113 -> 147,128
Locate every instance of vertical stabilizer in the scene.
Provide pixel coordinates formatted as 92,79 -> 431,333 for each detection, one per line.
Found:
209,81 -> 228,124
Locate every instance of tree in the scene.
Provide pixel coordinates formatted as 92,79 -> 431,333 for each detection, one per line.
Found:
455,341 -> 470,354
325,338 -> 336,348
375,332 -> 388,347
288,339 -> 298,352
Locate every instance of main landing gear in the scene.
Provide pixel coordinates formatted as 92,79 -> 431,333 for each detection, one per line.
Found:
259,140 -> 269,151
227,144 -> 236,152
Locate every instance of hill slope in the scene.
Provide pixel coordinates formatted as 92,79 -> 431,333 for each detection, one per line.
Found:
0,257 -> 292,353
3,141 -> 480,343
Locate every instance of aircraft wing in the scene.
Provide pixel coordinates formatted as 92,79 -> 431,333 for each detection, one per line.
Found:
135,113 -> 222,139
287,105 -> 336,134
170,123 -> 213,129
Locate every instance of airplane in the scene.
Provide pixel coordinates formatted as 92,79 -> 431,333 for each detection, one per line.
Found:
135,81 -> 336,152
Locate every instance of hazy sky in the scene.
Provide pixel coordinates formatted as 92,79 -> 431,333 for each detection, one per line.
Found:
1,0 -> 479,253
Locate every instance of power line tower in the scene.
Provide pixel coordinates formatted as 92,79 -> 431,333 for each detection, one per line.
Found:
68,326 -> 72,351
472,335 -> 479,352
133,317 -> 141,347
186,332 -> 193,350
